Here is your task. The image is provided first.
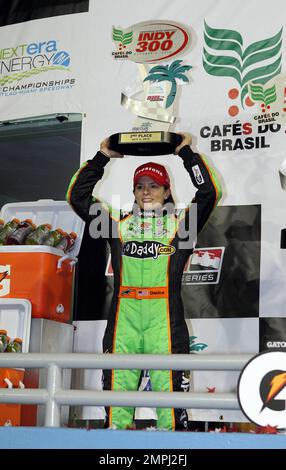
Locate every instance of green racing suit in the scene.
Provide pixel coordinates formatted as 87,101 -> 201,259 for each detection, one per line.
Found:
67,145 -> 221,430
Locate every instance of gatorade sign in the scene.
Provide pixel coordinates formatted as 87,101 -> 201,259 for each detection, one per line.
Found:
0,265 -> 11,297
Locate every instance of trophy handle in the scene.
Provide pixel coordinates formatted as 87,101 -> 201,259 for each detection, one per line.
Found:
137,63 -> 149,81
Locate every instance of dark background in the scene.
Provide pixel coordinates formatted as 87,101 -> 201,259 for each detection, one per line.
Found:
181,204 -> 261,318
0,0 -> 89,27
0,115 -> 82,210
260,318 -> 286,352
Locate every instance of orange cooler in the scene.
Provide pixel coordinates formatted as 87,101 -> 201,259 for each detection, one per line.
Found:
0,368 -> 24,426
0,298 -> 31,426
0,199 -> 84,324
0,246 -> 74,323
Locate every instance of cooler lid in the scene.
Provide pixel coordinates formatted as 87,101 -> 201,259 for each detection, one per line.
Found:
0,199 -> 85,257
0,298 -> 31,353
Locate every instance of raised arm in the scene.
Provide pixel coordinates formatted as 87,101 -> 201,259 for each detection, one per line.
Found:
66,138 -> 123,222
175,133 -> 222,233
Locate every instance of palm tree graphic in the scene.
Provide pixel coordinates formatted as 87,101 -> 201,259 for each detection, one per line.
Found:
144,60 -> 192,108
189,336 -> 208,353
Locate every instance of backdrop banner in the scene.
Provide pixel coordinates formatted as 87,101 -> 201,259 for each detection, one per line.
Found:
1,0 -> 286,423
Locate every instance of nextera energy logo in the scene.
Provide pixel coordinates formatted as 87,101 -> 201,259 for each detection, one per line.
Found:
0,40 -> 74,95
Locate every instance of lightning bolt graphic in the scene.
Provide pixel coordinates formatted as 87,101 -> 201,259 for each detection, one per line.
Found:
265,371 -> 286,404
0,271 -> 8,284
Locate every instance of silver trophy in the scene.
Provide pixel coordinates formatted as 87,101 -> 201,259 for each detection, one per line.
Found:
110,21 -> 192,156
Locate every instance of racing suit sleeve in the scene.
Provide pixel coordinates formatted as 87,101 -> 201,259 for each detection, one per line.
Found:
66,151 -> 110,223
178,145 -> 222,233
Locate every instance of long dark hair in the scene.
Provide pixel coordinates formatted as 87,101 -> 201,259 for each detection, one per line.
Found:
164,189 -> 175,205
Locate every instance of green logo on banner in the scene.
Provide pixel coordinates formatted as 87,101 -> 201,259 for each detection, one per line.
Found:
248,83 -> 277,107
203,22 -> 282,115
112,27 -> 133,46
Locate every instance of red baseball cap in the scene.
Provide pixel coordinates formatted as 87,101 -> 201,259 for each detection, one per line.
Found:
133,162 -> 170,188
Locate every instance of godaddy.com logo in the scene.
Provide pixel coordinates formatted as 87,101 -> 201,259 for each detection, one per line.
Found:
203,22 -> 282,117
0,40 -> 71,86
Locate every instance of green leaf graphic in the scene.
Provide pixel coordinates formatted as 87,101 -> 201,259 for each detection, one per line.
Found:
204,32 -> 243,57
122,32 -> 133,46
203,48 -> 242,71
243,40 -> 282,69
242,28 -> 282,59
203,59 -> 242,85
112,27 -> 123,41
204,21 -> 243,44
112,27 -> 133,45
203,22 -> 283,108
249,82 -> 277,106
241,65 -> 282,107
242,54 -> 282,86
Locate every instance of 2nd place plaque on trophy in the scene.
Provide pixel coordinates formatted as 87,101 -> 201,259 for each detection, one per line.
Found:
109,131 -> 182,156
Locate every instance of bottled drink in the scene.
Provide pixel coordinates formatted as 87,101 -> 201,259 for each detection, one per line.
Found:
56,232 -> 77,252
0,218 -> 20,245
24,223 -> 52,245
6,337 -> 22,353
6,219 -> 36,245
0,329 -> 8,352
42,228 -> 66,247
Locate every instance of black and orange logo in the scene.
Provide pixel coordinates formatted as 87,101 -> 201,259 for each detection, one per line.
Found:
0,270 -> 9,286
0,271 -> 8,283
260,370 -> 286,412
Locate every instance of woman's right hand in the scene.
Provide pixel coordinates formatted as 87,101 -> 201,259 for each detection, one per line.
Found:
100,137 -> 124,158
174,132 -> 192,155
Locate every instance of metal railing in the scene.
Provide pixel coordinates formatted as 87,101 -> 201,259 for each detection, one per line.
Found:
0,353 -> 251,427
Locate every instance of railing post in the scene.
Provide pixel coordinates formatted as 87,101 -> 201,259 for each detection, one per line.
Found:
45,363 -> 62,427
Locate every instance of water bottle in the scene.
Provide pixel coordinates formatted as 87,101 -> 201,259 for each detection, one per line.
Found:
0,330 -> 8,352
42,228 -> 66,247
6,219 -> 36,245
25,223 -> 52,245
6,338 -> 23,353
0,218 -> 20,245
55,232 -> 77,252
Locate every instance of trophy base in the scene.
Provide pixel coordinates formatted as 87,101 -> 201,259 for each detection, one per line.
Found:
109,131 -> 182,156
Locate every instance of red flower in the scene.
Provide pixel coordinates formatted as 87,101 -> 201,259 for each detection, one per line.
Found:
255,424 -> 278,434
